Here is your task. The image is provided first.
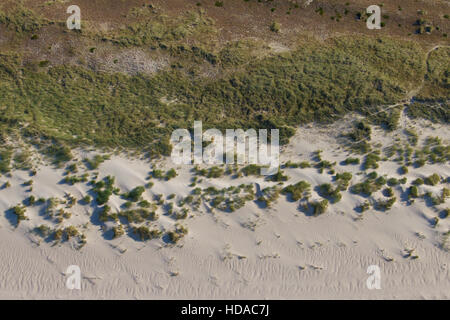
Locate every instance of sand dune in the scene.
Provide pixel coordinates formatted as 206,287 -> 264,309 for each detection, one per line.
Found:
0,119 -> 448,299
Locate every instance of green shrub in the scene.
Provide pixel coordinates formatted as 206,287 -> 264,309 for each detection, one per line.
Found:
124,186 -> 146,202
82,195 -> 92,204
270,21 -> 281,33
96,189 -> 112,205
387,178 -> 399,186
441,208 -> 449,219
119,209 -> 158,223
364,153 -> 381,170
318,183 -> 342,203
356,201 -> 371,212
133,226 -> 162,241
282,181 -> 311,201
424,173 -> 440,186
25,195 -> 35,206
409,186 -> 419,198
165,168 -> 178,180
11,205 -> 27,225
113,225 -> 125,239
0,33 -> 428,162
269,169 -> 288,182
64,226 -> 79,239
167,224 -> 188,243
344,157 -> 360,165
138,200 -> 151,208
335,172 -> 353,190
375,197 -> 397,211
241,164 -> 263,176
85,155 -> 107,170
348,121 -> 371,142
152,169 -> 164,179
99,205 -> 115,222
93,176 -> 116,205
310,199 -> 329,216
351,178 -> 384,196
399,165 -> 408,174
35,224 -> 51,237
384,187 -> 394,197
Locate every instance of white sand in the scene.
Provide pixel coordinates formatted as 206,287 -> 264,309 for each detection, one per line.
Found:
0,118 -> 449,299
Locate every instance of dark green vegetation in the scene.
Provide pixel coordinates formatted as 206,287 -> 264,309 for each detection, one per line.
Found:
318,183 -> 342,203
123,186 -> 146,202
375,197 -> 397,211
351,174 -> 386,196
406,47 -> 450,123
309,199 -> 329,216
346,121 -> 373,154
92,176 -> 117,205
133,226 -> 162,241
0,2 -> 438,163
96,9 -> 216,49
0,5 -> 49,35
424,173 -> 441,186
417,47 -> 450,102
282,180 -> 311,201
406,102 -> 449,123
10,205 -> 27,226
